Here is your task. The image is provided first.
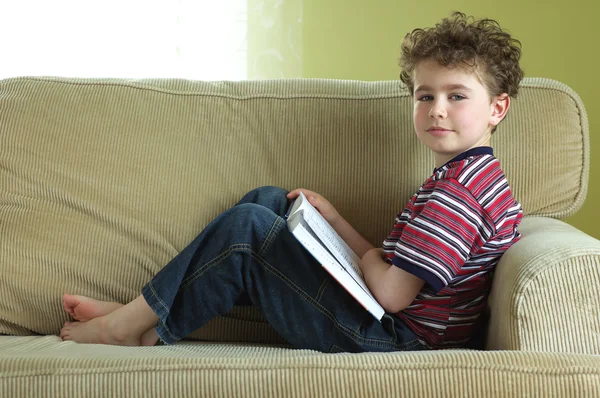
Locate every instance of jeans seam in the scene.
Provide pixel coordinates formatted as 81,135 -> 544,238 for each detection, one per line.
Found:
181,214 -> 285,288
146,282 -> 180,342
147,282 -> 169,315
155,318 -> 179,343
180,243 -> 249,289
315,277 -> 330,302
258,216 -> 284,257
403,337 -> 425,350
150,245 -> 251,344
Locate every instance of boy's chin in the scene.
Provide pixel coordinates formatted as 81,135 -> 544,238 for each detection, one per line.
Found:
419,140 -> 459,156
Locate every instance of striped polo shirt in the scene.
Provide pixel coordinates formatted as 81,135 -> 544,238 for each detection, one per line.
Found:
383,147 -> 523,349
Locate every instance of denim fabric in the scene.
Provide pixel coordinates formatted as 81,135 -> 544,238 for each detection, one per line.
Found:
142,186 -> 426,353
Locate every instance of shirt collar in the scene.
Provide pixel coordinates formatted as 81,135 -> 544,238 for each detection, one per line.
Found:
433,146 -> 494,173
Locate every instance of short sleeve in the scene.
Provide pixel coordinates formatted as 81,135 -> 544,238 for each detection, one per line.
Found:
391,179 -> 493,293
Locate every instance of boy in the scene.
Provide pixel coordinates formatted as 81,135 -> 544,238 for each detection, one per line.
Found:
60,12 -> 523,352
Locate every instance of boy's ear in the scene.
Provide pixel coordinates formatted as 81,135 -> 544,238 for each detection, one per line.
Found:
490,93 -> 510,127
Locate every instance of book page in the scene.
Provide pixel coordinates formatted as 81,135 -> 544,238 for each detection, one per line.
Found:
294,193 -> 363,278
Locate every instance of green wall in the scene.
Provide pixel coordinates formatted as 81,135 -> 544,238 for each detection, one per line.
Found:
302,0 -> 598,239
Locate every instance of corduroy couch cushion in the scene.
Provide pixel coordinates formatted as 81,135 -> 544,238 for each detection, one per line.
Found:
2,336 -> 600,398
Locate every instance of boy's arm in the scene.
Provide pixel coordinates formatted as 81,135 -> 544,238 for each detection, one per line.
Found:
320,215 -> 423,312
328,214 -> 375,258
360,248 -> 425,313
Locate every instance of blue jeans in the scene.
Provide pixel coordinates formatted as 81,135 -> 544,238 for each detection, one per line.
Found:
142,186 -> 426,353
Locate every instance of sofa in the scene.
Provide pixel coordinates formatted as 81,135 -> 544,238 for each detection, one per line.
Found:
0,76 -> 599,397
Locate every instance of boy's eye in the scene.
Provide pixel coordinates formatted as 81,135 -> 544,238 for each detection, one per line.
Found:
450,94 -> 466,100
417,95 -> 433,101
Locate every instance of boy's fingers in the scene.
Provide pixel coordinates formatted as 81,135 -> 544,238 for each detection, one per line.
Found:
287,188 -> 312,198
286,188 -> 300,197
287,189 -> 322,209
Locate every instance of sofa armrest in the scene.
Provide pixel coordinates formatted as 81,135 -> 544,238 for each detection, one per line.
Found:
486,216 -> 600,354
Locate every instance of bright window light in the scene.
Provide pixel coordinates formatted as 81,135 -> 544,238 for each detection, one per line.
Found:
0,0 -> 247,80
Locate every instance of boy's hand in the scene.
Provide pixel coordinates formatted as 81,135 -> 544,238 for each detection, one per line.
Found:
287,188 -> 340,225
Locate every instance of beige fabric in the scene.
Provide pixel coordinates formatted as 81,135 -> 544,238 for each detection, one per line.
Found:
0,77 -> 598,396
495,78 -> 589,218
487,216 -> 600,354
0,76 -> 591,338
2,336 -> 600,398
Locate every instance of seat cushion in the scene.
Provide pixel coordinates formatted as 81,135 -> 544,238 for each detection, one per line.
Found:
1,336 -> 600,397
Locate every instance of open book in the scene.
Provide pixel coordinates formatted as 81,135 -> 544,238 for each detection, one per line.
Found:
285,192 -> 385,321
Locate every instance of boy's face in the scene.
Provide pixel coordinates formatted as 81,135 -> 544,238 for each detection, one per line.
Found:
412,59 -> 508,168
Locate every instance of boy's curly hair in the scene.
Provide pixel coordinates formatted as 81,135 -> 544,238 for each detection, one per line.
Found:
399,12 -> 524,98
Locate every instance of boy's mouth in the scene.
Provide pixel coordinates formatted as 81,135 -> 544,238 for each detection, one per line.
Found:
426,126 -> 453,136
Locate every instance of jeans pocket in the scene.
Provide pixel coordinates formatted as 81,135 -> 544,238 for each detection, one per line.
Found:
328,344 -> 347,354
381,314 -> 399,342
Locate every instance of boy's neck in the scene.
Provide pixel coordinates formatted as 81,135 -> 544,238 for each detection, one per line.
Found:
434,135 -> 493,168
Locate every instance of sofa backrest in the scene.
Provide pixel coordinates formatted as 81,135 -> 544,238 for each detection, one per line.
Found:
0,77 -> 589,337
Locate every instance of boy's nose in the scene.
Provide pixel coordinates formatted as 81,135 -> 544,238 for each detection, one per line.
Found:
429,105 -> 447,119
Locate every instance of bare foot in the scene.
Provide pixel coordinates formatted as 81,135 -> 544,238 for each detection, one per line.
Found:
60,317 -> 139,346
60,294 -> 160,346
141,329 -> 160,346
63,294 -> 123,322
60,319 -> 160,346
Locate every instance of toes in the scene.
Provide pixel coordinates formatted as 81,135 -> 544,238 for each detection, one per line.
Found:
62,294 -> 81,320
60,321 -> 75,340
63,293 -> 78,307
64,307 -> 77,320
